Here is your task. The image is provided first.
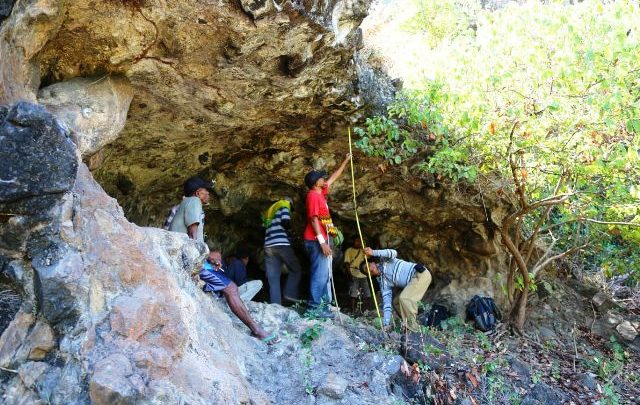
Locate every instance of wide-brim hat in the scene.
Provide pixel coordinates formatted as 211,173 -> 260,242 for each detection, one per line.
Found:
304,169 -> 327,189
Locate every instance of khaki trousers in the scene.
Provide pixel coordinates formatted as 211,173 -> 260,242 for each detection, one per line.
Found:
392,270 -> 432,332
238,280 -> 263,302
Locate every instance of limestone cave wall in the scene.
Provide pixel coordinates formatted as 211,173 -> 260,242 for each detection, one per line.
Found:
1,0 -> 511,313
0,0 -> 514,402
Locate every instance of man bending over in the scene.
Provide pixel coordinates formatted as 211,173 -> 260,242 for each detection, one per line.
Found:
363,247 -> 432,332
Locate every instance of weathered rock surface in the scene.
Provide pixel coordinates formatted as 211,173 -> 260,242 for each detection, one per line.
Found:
38,76 -> 134,157
616,320 -> 638,341
0,0 -> 63,102
0,311 -> 35,368
0,0 -> 14,21
1,0 -> 510,317
318,372 -> 349,399
0,102 -> 77,205
0,102 -> 405,403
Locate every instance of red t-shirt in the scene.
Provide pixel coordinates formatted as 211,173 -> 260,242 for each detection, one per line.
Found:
304,184 -> 335,241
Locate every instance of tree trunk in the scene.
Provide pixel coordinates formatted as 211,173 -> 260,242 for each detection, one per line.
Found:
512,288 -> 529,332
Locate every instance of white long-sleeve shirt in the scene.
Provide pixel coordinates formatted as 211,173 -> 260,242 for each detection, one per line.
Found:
372,249 -> 418,326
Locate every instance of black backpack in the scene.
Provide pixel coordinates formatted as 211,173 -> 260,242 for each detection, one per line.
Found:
466,295 -> 501,331
419,304 -> 450,329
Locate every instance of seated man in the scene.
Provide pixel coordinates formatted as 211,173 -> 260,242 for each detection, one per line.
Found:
200,250 -> 278,344
225,247 -> 262,302
363,247 -> 432,332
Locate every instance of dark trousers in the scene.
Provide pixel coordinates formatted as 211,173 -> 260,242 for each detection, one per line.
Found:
264,245 -> 302,304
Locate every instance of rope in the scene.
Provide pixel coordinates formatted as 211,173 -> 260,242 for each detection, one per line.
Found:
348,127 -> 383,328
328,253 -> 343,325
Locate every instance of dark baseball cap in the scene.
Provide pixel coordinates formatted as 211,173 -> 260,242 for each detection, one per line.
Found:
304,169 -> 327,189
183,176 -> 214,196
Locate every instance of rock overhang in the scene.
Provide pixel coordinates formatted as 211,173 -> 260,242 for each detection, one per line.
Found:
1,0 -> 507,307
17,0 -> 380,228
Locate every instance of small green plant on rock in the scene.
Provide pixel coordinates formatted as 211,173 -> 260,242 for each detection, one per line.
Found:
602,382 -> 621,405
474,331 -> 493,351
300,324 -> 324,348
485,374 -> 521,404
550,361 -> 561,381
423,342 -> 444,356
584,336 -> 627,381
301,349 -> 316,395
531,370 -> 543,385
439,315 -> 468,336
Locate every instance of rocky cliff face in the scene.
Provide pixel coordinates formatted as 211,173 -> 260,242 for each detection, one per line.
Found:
1,0 -> 511,402
1,102 -> 406,404
1,0 -> 508,307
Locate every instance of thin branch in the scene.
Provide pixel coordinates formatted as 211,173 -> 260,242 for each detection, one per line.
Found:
582,218 -> 640,227
503,193 -> 571,229
507,122 -> 527,209
538,218 -> 579,233
523,174 -> 566,265
532,244 -> 588,276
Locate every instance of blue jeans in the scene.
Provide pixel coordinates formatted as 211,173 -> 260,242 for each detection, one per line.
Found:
304,240 -> 331,310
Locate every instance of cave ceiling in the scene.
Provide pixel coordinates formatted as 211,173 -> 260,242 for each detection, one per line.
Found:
0,0 -> 509,280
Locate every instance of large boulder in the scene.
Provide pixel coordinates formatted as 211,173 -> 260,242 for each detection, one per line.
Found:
1,0 -> 511,307
0,102 -> 77,205
1,152 -> 405,403
38,77 -> 133,157
0,0 -> 15,21
0,0 -> 63,103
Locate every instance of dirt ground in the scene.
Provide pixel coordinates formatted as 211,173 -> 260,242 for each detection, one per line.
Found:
348,276 -> 639,404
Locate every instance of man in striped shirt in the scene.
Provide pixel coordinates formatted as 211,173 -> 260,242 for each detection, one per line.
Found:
363,247 -> 432,332
263,197 -> 302,304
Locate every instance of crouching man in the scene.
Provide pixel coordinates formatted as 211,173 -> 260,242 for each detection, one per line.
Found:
200,250 -> 279,344
363,247 -> 432,332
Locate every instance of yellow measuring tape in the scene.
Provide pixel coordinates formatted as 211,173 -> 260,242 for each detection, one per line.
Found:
348,127 -> 383,328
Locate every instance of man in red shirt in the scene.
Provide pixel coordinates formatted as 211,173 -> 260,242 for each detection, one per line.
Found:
303,153 -> 351,318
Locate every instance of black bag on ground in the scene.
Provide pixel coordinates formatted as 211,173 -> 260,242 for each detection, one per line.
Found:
419,304 -> 450,329
466,295 -> 501,331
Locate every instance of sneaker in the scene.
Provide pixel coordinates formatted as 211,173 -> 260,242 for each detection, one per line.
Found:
317,310 -> 335,319
304,308 -> 335,319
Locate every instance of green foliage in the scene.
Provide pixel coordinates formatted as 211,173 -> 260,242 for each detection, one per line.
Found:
300,324 -> 324,348
301,350 -> 316,395
515,273 -> 538,292
439,315 -> 469,335
356,0 -> 640,281
355,87 -> 479,182
602,383 -> 621,405
474,331 -> 493,351
423,342 -> 444,356
584,336 -> 628,381
403,0 -> 479,48
531,370 -> 543,385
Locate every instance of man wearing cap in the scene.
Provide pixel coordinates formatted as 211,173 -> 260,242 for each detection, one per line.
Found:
362,247 -> 432,332
169,176 -> 213,244
262,197 -> 302,305
303,153 -> 351,318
